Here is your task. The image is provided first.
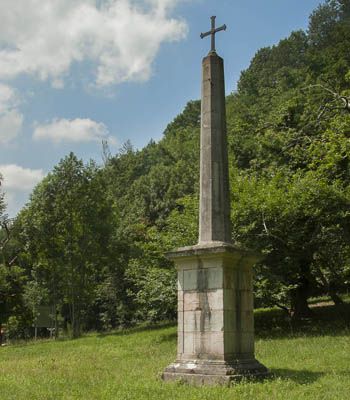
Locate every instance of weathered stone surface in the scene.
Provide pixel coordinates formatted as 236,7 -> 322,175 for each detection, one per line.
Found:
169,244 -> 260,363
199,53 -> 231,244
162,358 -> 270,386
163,226 -> 269,382
162,29 -> 269,384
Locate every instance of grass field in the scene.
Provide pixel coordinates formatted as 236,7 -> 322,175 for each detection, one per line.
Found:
1,302 -> 349,400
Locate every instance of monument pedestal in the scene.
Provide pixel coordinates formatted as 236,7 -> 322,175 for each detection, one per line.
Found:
162,242 -> 269,385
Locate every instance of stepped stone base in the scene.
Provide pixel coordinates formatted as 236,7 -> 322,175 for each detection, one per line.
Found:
161,241 -> 269,386
162,358 -> 270,386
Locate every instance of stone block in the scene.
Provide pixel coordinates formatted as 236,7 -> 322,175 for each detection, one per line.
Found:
178,296 -> 184,312
183,309 -> 224,333
182,269 -> 198,290
183,331 -> 194,355
206,267 -> 223,289
223,289 -> 235,310
193,331 -> 225,358
183,290 -> 224,311
223,268 -> 236,289
223,309 -> 236,331
182,267 -> 223,291
240,332 -> 255,355
178,271 -> 184,291
162,358 -> 270,385
224,330 -> 238,355
240,310 -> 254,332
239,270 -> 253,290
178,311 -> 184,331
177,331 -> 184,356
240,290 -> 254,311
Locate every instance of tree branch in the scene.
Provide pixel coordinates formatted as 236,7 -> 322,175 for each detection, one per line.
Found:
302,84 -> 350,120
261,212 -> 288,246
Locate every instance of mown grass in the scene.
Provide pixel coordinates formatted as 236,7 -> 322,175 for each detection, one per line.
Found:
1,302 -> 349,400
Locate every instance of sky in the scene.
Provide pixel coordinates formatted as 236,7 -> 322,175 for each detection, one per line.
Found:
0,0 -> 323,217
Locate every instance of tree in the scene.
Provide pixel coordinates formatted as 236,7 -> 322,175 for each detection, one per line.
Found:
230,171 -> 350,318
17,153 -> 119,337
6,0 -> 350,331
0,174 -> 5,219
0,212 -> 28,342
221,0 -> 350,317
22,278 -> 48,339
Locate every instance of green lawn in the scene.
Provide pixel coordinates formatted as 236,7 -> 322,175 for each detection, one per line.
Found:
1,303 -> 349,400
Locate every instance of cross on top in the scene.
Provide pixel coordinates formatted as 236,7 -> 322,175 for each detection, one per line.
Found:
200,16 -> 226,54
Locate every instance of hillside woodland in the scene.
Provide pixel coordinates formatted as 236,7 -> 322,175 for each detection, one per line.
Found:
1,0 -> 349,339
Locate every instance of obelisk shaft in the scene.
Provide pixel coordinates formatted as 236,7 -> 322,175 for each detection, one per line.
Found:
199,53 -> 232,244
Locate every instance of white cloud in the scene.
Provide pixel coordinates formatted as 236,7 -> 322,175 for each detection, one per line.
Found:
0,83 -> 23,144
0,164 -> 45,217
0,83 -> 19,113
0,109 -> 23,145
33,118 -> 117,144
0,164 -> 45,191
0,0 -> 188,88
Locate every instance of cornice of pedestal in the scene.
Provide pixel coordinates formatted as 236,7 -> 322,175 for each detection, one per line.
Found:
166,241 -> 263,265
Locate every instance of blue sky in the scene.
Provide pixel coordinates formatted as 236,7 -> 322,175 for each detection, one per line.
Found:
0,0 -> 322,216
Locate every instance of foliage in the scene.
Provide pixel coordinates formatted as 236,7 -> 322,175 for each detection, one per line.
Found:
0,173 -> 5,218
231,171 -> 350,314
0,264 -> 28,340
224,0 -> 350,315
14,153 -> 123,337
2,0 -> 350,334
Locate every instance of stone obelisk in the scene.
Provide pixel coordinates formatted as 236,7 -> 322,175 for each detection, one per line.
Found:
162,17 -> 269,385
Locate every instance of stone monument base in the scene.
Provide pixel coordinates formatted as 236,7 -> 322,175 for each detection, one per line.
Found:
162,242 -> 270,386
162,358 -> 270,386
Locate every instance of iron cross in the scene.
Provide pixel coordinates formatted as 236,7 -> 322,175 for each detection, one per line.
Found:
200,16 -> 226,53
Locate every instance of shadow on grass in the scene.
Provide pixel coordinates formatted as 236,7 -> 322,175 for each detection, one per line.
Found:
270,368 -> 324,384
6,301 -> 348,347
158,331 -> 177,343
338,370 -> 350,378
2,335 -> 72,349
3,322 -> 177,348
95,302 -> 350,341
255,302 -> 350,340
96,321 -> 176,339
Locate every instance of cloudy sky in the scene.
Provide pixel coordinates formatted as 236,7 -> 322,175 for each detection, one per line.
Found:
0,0 -> 322,217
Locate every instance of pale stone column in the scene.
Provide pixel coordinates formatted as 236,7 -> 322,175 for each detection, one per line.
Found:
162,43 -> 269,385
199,53 -> 231,244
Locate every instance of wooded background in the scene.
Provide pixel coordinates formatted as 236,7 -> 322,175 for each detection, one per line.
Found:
1,0 -> 349,340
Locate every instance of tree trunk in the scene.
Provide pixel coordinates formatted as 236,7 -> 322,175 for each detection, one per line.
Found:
71,297 -> 76,338
75,302 -> 81,338
54,301 -> 59,339
291,277 -> 313,320
314,265 -> 344,306
71,296 -> 81,338
329,291 -> 344,305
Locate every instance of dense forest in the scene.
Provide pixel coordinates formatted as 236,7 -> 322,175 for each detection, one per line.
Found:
1,0 -> 350,340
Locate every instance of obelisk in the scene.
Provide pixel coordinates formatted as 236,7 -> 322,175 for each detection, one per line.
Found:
162,16 -> 269,385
